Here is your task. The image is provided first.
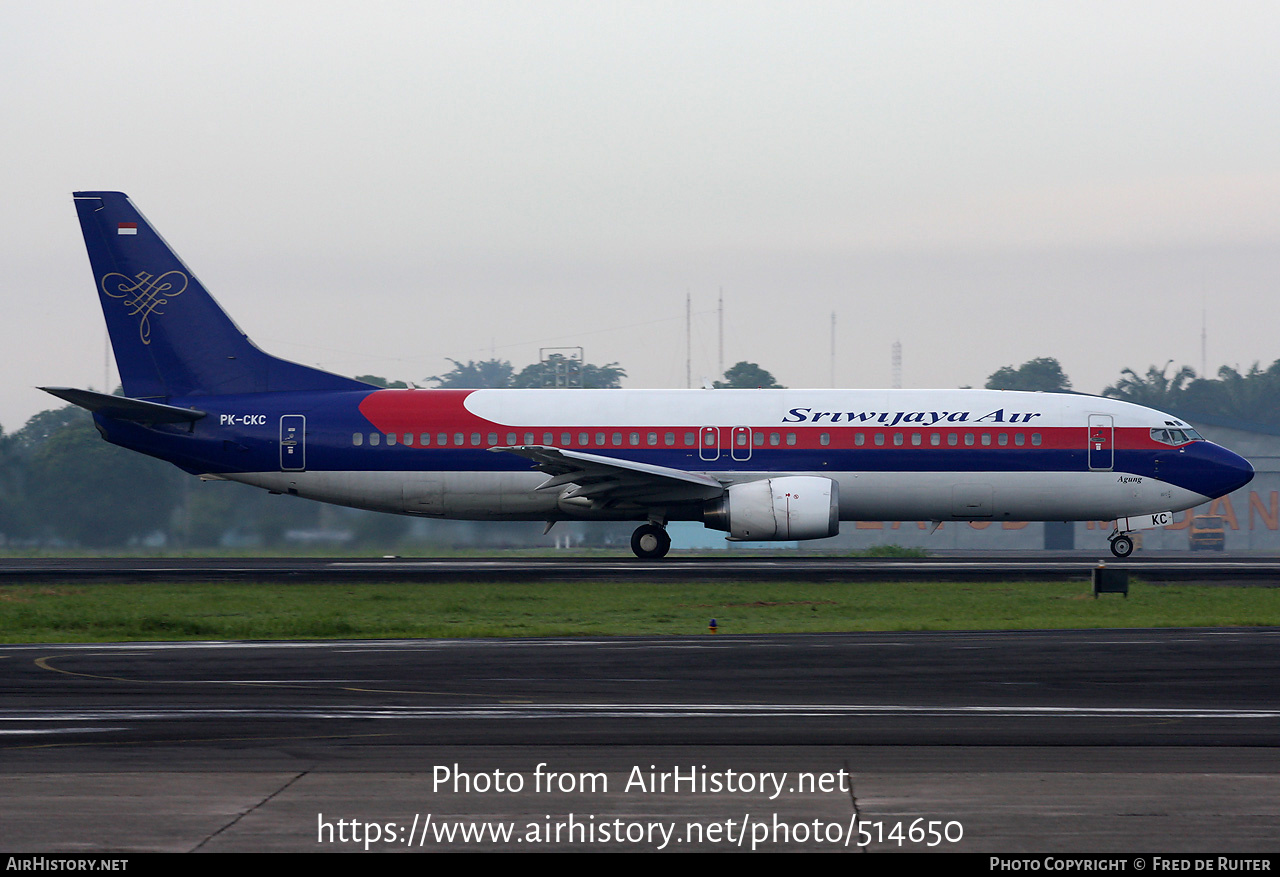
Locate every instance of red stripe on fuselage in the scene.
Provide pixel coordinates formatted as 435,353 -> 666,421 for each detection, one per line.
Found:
355,391 -> 1188,453
358,389 -> 496,430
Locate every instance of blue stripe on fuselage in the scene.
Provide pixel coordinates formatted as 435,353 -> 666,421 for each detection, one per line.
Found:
90,388 -> 1253,502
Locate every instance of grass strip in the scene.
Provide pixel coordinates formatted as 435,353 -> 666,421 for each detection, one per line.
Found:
1,580 -> 1278,642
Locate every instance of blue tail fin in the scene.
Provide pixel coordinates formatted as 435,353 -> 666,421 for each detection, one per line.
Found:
73,191 -> 369,399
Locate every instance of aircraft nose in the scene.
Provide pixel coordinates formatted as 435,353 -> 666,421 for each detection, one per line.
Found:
1165,442 -> 1255,499
1212,444 -> 1256,496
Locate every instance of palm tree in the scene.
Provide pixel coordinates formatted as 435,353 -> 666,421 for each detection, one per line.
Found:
427,358 -> 515,389
1102,361 -> 1196,408
1203,361 -> 1280,422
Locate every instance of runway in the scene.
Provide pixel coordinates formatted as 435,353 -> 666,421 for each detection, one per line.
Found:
5,628 -> 1280,746
3,628 -> 1279,851
5,553 -> 1280,582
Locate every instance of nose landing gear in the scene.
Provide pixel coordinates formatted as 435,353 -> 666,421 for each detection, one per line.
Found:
1108,532 -> 1134,558
631,523 -> 671,559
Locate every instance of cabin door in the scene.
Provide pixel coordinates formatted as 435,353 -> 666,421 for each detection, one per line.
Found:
1088,414 -> 1113,471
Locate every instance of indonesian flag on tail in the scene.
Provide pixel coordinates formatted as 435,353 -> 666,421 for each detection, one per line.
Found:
117,222 -> 137,235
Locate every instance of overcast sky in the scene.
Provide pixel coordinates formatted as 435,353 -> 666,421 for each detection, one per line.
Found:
3,2 -> 1278,430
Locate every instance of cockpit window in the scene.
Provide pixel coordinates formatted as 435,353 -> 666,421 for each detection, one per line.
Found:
1151,427 -> 1199,446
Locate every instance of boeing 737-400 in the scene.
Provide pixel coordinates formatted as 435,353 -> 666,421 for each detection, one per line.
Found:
45,192 -> 1255,558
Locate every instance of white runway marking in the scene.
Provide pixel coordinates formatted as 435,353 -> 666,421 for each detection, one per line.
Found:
3,704 -> 1278,721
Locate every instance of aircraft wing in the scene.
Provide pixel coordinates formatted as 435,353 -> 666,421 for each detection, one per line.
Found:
490,445 -> 727,504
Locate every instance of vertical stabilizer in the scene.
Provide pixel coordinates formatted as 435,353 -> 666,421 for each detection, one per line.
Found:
73,191 -> 369,399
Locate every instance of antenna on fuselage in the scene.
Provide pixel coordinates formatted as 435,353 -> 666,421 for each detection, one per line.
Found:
830,311 -> 836,388
686,290 -> 692,389
1201,305 -> 1207,378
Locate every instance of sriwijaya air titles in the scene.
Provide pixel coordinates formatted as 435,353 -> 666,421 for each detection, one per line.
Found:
781,407 -> 1045,426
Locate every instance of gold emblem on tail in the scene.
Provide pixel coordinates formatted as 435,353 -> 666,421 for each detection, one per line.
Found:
100,270 -> 188,345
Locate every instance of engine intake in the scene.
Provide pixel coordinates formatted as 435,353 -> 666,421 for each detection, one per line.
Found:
703,475 -> 840,541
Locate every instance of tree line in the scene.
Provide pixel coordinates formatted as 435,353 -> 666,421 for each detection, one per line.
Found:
987,356 -> 1280,428
0,404 -> 366,549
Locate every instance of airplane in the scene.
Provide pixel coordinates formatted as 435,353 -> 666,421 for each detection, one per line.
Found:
45,191 -> 1255,559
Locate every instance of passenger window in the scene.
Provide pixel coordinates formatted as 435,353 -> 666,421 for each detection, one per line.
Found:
981,434 -> 991,446
561,433 -> 571,446
453,433 -> 463,446
998,434 -> 1008,446
753,432 -> 764,446
472,433 -> 482,446
648,432 -> 658,446
579,432 -> 589,446
684,432 -> 696,446
964,434 -> 974,446
874,434 -> 885,446
386,433 -> 397,445
370,433 -> 380,446
786,433 -> 797,446
665,432 -> 676,446
403,434 -> 413,446
948,434 -> 958,446
1031,433 -> 1042,446
912,433 -> 921,446
630,432 -> 640,446
1015,433 -> 1025,446
893,433 -> 903,446
770,432 -> 781,446
930,433 -> 940,446
506,432 -> 517,445
612,432 -> 623,446
486,433 -> 497,446
704,430 -> 716,446
352,433 -> 363,446
421,433 -> 431,445
820,433 -> 830,446
596,433 -> 606,446
855,433 -> 865,446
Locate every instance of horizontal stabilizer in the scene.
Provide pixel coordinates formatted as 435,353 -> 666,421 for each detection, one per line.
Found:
39,387 -> 207,424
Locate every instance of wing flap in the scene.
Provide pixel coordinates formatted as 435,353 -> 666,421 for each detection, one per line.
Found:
490,445 -> 726,504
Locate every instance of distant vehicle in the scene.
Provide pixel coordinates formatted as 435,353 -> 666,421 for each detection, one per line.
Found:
1189,514 -> 1226,551
47,191 -> 1255,559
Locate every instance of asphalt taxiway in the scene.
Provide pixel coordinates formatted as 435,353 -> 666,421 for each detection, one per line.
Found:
5,553 -> 1280,582
3,628 -> 1278,852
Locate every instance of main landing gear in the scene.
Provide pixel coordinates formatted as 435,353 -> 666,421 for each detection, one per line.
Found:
1108,531 -> 1134,558
631,523 -> 671,559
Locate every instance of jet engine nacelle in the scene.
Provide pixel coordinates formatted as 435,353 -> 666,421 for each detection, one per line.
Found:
704,475 -> 840,541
